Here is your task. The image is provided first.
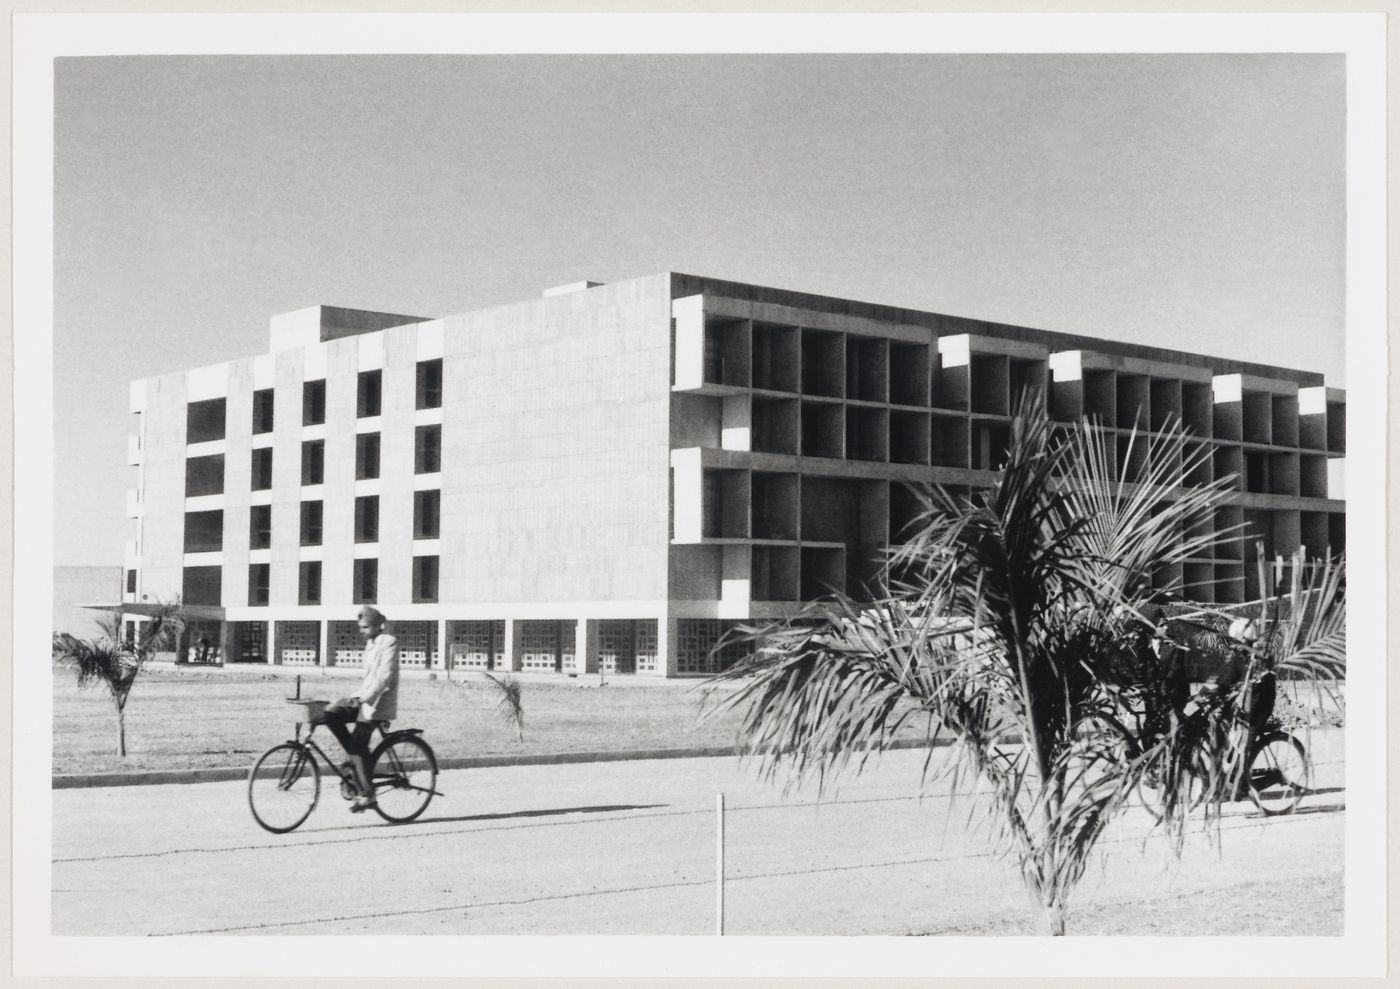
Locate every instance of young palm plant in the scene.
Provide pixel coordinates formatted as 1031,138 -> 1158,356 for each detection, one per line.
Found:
707,395 -> 1250,935
52,600 -> 184,757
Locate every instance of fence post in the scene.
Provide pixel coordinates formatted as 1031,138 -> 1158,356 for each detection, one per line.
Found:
716,792 -> 725,936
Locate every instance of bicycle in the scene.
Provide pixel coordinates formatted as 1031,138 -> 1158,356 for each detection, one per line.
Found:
1074,691 -> 1312,818
247,697 -> 441,834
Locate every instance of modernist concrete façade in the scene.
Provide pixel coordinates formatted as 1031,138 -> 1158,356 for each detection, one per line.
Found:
120,272 -> 1346,676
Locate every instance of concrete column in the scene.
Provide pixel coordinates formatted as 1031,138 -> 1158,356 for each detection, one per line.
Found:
503,619 -> 522,672
268,620 -> 282,666
575,618 -> 599,676
217,621 -> 231,667
318,619 -> 330,668
437,617 -> 449,671
655,616 -> 679,678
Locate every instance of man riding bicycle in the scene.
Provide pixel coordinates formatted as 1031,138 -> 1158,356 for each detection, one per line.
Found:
322,606 -> 400,812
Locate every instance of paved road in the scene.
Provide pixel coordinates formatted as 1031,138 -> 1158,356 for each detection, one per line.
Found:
53,735 -> 1344,936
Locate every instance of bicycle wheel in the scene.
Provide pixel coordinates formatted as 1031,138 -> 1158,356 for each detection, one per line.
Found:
248,742 -> 321,833
1247,731 -> 1310,815
1137,749 -> 1208,822
369,734 -> 438,824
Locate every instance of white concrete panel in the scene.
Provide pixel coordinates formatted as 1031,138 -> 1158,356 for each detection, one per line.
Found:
672,294 -> 706,390
128,379 -> 148,413
269,306 -> 324,352
183,551 -> 223,566
670,448 -> 703,544
938,335 -> 971,369
415,320 -> 444,360
302,344 -> 328,381
356,332 -> 385,371
352,543 -> 379,559
186,439 -> 227,458
1212,374 -> 1244,404
184,494 -> 226,512
186,364 -> 230,401
252,354 -> 275,390
1048,351 -> 1084,381
414,407 -> 444,426
298,546 -> 323,561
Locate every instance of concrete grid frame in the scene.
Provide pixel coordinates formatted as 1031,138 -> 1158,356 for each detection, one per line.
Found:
121,272 -> 1345,676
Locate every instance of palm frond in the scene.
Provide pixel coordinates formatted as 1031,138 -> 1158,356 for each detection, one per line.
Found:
482,671 -> 525,742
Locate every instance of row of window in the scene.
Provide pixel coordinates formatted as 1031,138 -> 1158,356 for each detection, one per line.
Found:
185,359 -> 444,443
184,490 -> 441,554
201,555 -> 440,607
184,426 -> 441,497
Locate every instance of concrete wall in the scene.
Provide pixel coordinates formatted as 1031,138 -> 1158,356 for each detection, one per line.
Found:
438,275 -> 673,607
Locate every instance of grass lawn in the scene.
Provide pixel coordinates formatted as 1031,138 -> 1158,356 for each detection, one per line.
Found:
52,667 -> 757,775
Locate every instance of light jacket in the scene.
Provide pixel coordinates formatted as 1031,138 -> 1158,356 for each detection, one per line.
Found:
356,633 -> 399,721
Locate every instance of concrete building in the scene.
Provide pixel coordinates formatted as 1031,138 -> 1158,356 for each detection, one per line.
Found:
121,272 -> 1346,676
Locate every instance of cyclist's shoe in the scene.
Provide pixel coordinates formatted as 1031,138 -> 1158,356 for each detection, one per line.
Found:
350,795 -> 377,813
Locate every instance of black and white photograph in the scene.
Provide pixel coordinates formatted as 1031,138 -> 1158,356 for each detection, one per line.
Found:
12,10 -> 1387,981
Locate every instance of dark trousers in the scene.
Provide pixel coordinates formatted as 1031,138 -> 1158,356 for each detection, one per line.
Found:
323,710 -> 377,794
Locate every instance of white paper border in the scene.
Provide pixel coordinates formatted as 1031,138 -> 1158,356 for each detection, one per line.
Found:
13,11 -> 1386,979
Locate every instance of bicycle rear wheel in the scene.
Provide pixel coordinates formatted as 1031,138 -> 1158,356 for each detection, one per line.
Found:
1247,731 -> 1310,815
369,734 -> 438,824
248,742 -> 321,833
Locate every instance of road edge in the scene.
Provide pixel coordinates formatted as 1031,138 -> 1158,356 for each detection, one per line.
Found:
52,737 -> 950,790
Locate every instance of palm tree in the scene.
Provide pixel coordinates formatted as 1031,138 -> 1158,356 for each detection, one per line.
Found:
52,600 -> 184,757
707,395 -> 1343,935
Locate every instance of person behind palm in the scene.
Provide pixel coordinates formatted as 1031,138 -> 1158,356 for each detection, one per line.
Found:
1222,616 -> 1275,735
322,606 -> 400,812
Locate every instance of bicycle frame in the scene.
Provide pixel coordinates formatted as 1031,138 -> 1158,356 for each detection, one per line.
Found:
291,723 -> 444,800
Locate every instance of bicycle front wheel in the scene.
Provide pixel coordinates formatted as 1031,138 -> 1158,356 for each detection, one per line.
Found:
248,742 -> 321,833
369,734 -> 438,824
1247,732 -> 1310,815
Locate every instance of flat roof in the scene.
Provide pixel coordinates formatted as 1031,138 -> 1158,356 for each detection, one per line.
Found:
669,272 -> 1325,387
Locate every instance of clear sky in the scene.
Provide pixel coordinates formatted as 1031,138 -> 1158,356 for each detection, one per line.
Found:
53,53 -> 1346,567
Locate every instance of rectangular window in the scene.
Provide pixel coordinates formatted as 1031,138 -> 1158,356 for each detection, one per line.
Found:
250,504 -> 272,550
183,510 -> 223,553
182,566 -> 222,606
300,440 -> 325,486
412,555 -> 439,603
353,558 -> 378,604
300,500 -> 323,546
248,563 -> 270,606
357,369 -> 382,418
414,425 -> 441,474
413,489 -> 441,540
302,379 -> 326,426
299,561 -> 322,605
186,397 -> 226,444
416,359 -> 443,410
125,569 -> 136,594
252,388 -> 275,434
251,448 -> 274,490
356,433 -> 381,480
354,495 -> 379,543
185,454 -> 225,497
